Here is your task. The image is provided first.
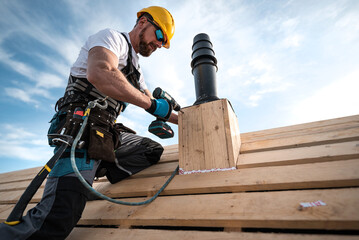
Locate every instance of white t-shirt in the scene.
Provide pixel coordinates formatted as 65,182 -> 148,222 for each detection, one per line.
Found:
70,28 -> 147,91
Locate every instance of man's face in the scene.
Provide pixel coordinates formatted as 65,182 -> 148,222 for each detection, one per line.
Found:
138,24 -> 162,57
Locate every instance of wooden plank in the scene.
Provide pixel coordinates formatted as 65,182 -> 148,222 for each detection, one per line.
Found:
162,144 -> 179,153
67,228 -> 359,240
0,203 -> 35,221
179,104 -> 206,171
130,161 -> 178,179
0,167 -> 42,184
238,141 -> 359,168
241,127 -> 359,153
243,121 -> 359,143
78,188 -> 359,230
0,204 -> 13,215
163,144 -> 178,150
223,100 -> 241,167
158,152 -> 178,163
0,179 -> 105,193
201,100 -> 229,169
241,114 -> 359,141
94,159 -> 359,198
158,144 -> 179,163
2,159 -> 359,204
0,179 -> 45,192
0,188 -> 44,204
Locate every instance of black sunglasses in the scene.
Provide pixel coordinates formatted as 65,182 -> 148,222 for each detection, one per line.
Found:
147,18 -> 165,46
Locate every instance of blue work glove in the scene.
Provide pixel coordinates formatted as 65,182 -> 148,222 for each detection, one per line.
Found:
146,99 -> 172,121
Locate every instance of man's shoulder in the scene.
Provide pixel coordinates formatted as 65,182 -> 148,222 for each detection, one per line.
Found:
90,28 -> 128,45
86,28 -> 129,58
94,28 -> 125,38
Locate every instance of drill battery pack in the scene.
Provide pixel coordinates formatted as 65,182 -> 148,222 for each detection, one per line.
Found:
148,120 -> 174,139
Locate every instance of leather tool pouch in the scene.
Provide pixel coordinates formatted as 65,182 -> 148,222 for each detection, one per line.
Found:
58,110 -> 84,138
87,110 -> 116,163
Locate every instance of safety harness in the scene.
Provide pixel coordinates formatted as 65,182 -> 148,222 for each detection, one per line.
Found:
56,33 -> 142,116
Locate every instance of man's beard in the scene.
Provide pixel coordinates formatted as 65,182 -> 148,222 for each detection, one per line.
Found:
138,27 -> 158,57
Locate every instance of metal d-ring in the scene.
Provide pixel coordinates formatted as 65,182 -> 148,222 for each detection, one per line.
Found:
89,97 -> 108,110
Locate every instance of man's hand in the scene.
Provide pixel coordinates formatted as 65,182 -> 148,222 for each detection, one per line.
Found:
146,99 -> 172,121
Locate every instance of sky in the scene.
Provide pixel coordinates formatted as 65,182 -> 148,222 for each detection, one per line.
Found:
0,0 -> 358,173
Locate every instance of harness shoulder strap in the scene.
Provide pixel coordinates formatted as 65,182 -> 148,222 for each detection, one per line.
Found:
120,33 -> 141,90
120,33 -> 134,73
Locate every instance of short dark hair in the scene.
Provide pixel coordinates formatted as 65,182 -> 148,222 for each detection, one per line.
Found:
135,12 -> 153,26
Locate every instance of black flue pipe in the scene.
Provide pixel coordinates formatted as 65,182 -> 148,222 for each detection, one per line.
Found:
191,33 -> 219,105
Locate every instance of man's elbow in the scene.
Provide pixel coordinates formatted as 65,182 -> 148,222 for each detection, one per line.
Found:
86,70 -> 99,86
87,65 -> 110,87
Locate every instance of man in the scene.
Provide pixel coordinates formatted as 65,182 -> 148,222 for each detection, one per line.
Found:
0,6 -> 176,239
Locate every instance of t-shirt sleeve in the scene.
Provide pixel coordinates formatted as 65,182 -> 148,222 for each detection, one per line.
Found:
86,28 -> 126,58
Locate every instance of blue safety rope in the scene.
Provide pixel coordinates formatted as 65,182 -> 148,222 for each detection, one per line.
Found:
70,98 -> 178,206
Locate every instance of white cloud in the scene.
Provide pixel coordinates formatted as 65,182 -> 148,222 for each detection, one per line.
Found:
249,55 -> 273,72
282,18 -> 299,31
0,124 -> 52,162
282,34 -> 303,48
0,47 -> 66,104
36,73 -> 66,89
289,69 -> 359,124
4,88 -> 39,104
2,124 -> 36,140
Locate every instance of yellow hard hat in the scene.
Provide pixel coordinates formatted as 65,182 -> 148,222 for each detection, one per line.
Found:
137,6 -> 175,49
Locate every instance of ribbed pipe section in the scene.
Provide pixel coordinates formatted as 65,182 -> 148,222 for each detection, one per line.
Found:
191,33 -> 219,105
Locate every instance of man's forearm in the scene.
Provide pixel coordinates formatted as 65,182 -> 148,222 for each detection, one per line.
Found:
89,68 -> 152,109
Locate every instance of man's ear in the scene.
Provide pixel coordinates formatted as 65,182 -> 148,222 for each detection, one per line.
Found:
138,16 -> 147,26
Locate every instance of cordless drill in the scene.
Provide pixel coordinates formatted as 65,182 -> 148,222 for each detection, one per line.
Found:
148,87 -> 181,139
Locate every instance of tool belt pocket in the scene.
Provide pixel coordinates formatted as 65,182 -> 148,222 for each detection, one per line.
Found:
88,123 -> 116,163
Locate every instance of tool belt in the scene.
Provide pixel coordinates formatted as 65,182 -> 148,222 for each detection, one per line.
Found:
51,102 -> 123,163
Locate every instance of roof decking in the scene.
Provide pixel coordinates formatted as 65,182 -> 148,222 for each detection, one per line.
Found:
0,114 -> 359,239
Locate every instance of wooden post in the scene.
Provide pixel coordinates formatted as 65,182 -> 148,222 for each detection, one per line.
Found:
178,99 -> 241,174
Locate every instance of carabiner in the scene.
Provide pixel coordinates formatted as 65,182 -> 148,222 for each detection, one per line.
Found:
88,97 -> 108,110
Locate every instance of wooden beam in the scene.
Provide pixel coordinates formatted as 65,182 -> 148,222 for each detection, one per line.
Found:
241,127 -> 359,153
0,180 -> 45,192
238,141 -> 359,168
67,228 -> 359,240
158,152 -> 178,163
0,188 -> 44,204
95,159 -> 359,197
78,188 -> 359,230
1,190 -> 359,231
129,162 -> 179,179
0,167 -> 42,184
241,114 -> 359,141
2,159 -> 359,204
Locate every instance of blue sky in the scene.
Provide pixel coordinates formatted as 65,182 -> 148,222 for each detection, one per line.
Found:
1,0 -> 358,173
